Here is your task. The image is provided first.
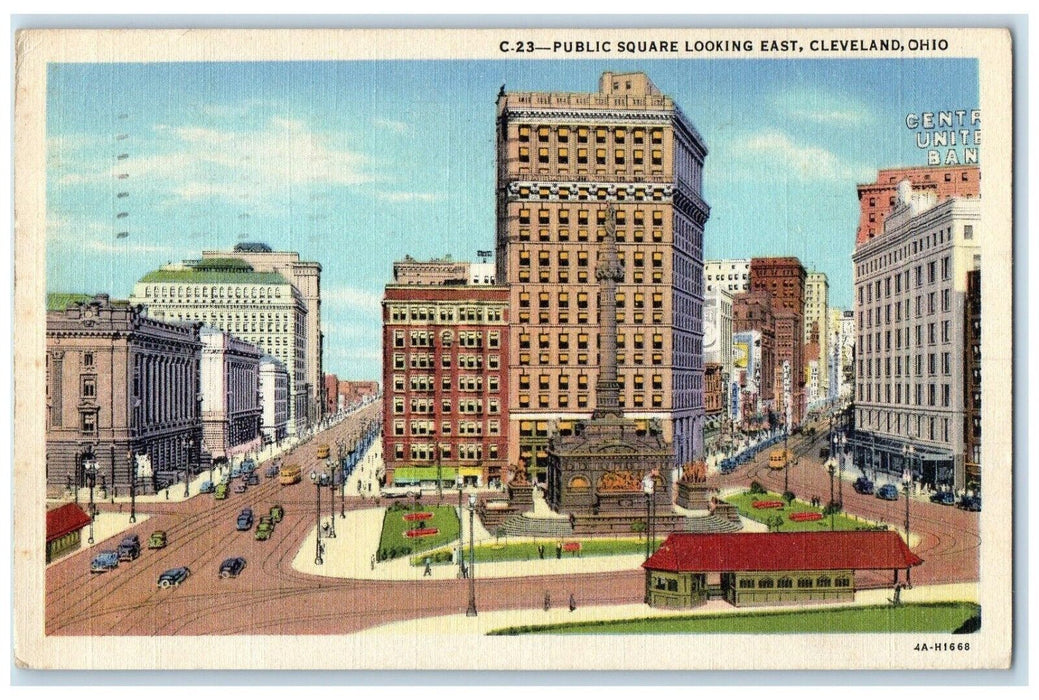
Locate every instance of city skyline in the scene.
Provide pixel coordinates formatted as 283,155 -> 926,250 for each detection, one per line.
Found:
46,58 -> 979,379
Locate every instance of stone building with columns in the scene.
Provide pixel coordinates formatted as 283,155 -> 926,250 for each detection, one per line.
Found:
45,293 -> 203,496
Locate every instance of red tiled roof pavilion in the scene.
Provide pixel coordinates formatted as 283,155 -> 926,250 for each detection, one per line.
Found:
46,503 -> 91,543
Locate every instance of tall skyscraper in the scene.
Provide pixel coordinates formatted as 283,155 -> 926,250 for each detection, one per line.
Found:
495,71 -> 710,476
201,243 -> 323,428
749,257 -> 807,428
852,179 -> 980,490
804,271 -> 830,400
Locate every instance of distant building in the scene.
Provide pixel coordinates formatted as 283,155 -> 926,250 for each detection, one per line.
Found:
830,308 -> 856,401
852,179 -> 980,490
259,355 -> 289,445
750,257 -> 807,428
202,243 -> 324,427
382,260 -> 510,488
392,255 -> 470,285
856,165 -> 980,246
199,327 -> 262,460
324,373 -> 340,416
732,292 -> 776,428
130,257 -> 308,435
46,293 -> 202,496
964,268 -> 981,492
337,380 -> 380,410
805,271 -> 830,399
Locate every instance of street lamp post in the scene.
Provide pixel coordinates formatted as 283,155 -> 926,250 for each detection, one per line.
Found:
84,457 -> 98,544
838,433 -> 846,507
309,470 -> 327,565
181,437 -> 192,498
466,493 -> 477,617
336,439 -> 346,518
455,474 -> 465,578
826,458 -> 837,532
642,474 -> 655,561
127,450 -> 137,524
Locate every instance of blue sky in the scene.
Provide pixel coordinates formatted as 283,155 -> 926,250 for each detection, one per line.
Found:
46,58 -> 978,380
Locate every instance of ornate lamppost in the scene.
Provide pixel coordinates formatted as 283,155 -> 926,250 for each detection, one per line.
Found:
826,457 -> 837,531
309,469 -> 329,565
838,433 -> 847,507
466,493 -> 477,617
127,450 -> 137,523
336,439 -> 346,518
325,459 -> 337,539
642,474 -> 655,561
181,437 -> 193,498
455,474 -> 465,577
83,456 -> 98,545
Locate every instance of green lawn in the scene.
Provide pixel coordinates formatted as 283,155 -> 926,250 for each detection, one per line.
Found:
725,490 -> 889,533
411,537 -> 661,567
489,602 -> 981,635
376,504 -> 460,561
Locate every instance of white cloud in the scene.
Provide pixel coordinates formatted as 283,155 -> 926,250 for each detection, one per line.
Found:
373,118 -> 409,134
84,239 -> 180,255
323,286 -> 383,312
374,191 -> 441,203
774,88 -> 872,127
724,129 -> 872,183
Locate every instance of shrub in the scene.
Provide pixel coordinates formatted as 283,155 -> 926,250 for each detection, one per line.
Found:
782,490 -> 796,504
749,481 -> 767,494
823,501 -> 842,515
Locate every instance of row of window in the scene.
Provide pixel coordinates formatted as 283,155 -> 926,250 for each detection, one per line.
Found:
517,350 -> 665,367
857,256 -> 953,305
518,392 -> 664,409
857,229 -> 961,279
858,321 -> 953,354
392,397 -> 501,415
518,372 -> 664,391
513,183 -> 668,205
517,309 -> 666,325
518,145 -> 664,167
391,353 -> 501,371
518,331 -> 664,351
860,290 -> 952,328
859,352 -> 954,379
393,443 -> 498,461
387,305 -> 506,323
517,207 -> 665,227
392,330 -> 500,349
393,375 -> 501,393
857,381 -> 954,408
856,408 -> 953,443
392,419 -> 501,436
140,284 -> 285,300
518,124 -> 665,144
519,290 -> 665,310
737,575 -> 851,589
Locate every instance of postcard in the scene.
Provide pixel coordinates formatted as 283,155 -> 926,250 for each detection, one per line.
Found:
13,26 -> 1013,670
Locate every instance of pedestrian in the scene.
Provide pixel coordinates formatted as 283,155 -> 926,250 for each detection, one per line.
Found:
556,543 -> 562,559
423,557 -> 432,577
461,560 -> 468,579
538,544 -> 545,559
544,592 -> 551,611
370,554 -> 375,571
164,487 -> 169,500
569,593 -> 576,612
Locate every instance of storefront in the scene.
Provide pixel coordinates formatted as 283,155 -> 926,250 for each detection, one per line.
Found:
46,503 -> 91,564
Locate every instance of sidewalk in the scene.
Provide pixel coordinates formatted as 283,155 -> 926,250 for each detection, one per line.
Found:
367,581 -> 979,635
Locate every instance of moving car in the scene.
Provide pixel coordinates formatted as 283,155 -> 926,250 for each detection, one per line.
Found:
90,550 -> 120,573
930,491 -> 957,506
240,458 -> 257,473
265,465 -> 280,479
148,530 -> 168,549
233,482 -> 248,494
230,466 -> 242,479
255,521 -> 274,541
245,473 -> 260,486
236,508 -> 254,530
199,480 -> 215,494
852,477 -> 875,495
218,557 -> 247,578
767,449 -> 792,471
157,566 -> 190,588
316,444 -> 330,459
875,484 -> 900,501
269,504 -> 284,523
214,482 -> 230,500
117,534 -> 141,561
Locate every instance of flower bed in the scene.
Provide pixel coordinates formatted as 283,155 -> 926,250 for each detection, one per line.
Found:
404,527 -> 439,538
789,511 -> 823,522
752,500 -> 784,509
562,541 -> 582,552
403,512 -> 434,522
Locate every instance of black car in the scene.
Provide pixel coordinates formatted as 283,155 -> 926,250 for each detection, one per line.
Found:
245,473 -> 260,486
265,465 -> 280,479
959,495 -> 982,512
853,477 -> 875,495
117,534 -> 141,561
236,509 -> 254,530
930,491 -> 956,506
157,566 -> 191,588
218,557 -> 247,578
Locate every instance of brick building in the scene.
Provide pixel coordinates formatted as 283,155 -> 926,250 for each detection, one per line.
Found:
750,257 -> 807,428
46,293 -> 203,496
382,263 -> 510,488
495,71 -> 710,475
855,165 -> 980,246
732,292 -> 776,417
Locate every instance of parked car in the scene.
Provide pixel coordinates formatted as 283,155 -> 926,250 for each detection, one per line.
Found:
269,504 -> 284,523
233,482 -> 248,494
240,458 -> 256,473
853,477 -> 875,495
157,566 -> 191,588
236,509 -> 254,530
265,465 -> 280,479
199,480 -> 215,494
255,521 -> 274,541
959,495 -> 982,512
147,530 -> 168,549
258,515 -> 274,529
876,484 -> 900,501
218,557 -> 247,578
117,534 -> 141,561
245,473 -> 260,486
230,466 -> 242,479
214,482 -> 230,500
90,550 -> 120,573
930,491 -> 957,506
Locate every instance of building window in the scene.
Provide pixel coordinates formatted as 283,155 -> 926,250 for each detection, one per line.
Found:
81,376 -> 96,398
80,411 -> 96,433
83,352 -> 94,367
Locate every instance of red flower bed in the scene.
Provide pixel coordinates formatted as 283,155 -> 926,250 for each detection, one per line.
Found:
752,500 -> 784,509
404,528 -> 439,538
562,542 -> 581,552
403,512 -> 434,522
789,511 -> 823,522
